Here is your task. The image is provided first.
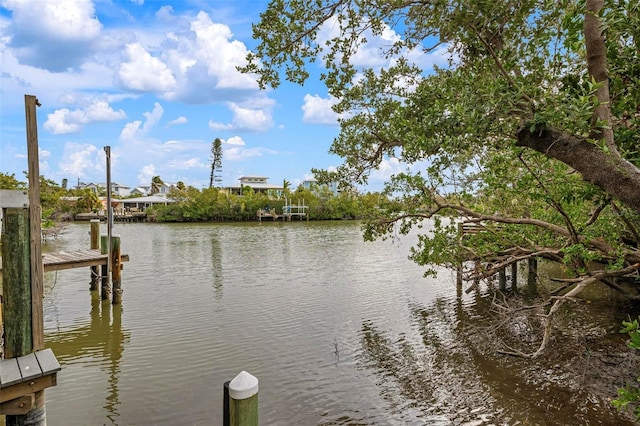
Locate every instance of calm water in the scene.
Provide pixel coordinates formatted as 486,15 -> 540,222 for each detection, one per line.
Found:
28,221 -> 634,425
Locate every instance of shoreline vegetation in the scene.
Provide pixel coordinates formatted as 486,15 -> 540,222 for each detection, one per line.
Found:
0,172 -> 386,226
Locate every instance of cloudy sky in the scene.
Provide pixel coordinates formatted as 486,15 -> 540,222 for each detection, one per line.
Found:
0,0 -> 448,191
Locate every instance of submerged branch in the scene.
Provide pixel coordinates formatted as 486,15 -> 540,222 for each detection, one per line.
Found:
499,263 -> 640,358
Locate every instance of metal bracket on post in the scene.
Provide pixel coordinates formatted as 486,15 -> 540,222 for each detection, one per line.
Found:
0,190 -> 29,209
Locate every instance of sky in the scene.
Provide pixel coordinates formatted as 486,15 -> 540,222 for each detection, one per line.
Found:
0,0 -> 450,192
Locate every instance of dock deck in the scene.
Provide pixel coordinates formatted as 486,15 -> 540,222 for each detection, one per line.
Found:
0,249 -> 130,276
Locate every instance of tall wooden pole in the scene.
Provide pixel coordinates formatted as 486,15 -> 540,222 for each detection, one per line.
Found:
104,146 -> 113,293
25,94 -> 44,352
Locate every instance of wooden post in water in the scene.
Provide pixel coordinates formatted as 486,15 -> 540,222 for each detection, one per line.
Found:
100,235 -> 111,301
111,235 -> 122,304
527,257 -> 538,289
223,381 -> 231,426
511,262 -> 518,291
498,268 -> 507,290
228,371 -> 258,426
90,219 -> 101,291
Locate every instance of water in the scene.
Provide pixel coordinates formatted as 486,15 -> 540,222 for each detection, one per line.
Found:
23,221 -> 638,424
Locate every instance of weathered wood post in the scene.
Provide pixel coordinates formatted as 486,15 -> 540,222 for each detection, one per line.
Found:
100,235 -> 111,301
111,235 -> 122,304
90,219 -> 101,291
2,208 -> 32,358
511,262 -> 518,291
1,209 -> 47,425
498,268 -> 507,290
227,371 -> 258,426
527,257 -> 538,289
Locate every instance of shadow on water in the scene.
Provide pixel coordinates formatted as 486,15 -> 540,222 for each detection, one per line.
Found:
357,281 -> 640,425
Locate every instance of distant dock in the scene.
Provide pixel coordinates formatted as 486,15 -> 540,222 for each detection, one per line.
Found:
75,211 -> 147,222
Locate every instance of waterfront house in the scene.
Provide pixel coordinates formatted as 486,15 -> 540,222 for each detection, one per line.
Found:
224,176 -> 283,198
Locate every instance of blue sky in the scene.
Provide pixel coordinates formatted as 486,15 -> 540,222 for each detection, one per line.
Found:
0,0 -> 450,191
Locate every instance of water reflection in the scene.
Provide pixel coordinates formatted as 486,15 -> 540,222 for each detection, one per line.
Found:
46,292 -> 128,425
357,282 -> 639,426
210,233 -> 223,301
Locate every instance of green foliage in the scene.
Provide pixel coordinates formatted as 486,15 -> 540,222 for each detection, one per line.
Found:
151,185 -> 385,222
76,189 -> 101,212
613,318 -> 640,420
244,0 -> 640,289
0,172 -> 27,189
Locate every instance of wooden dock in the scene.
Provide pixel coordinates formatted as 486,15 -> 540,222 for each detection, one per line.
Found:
0,250 -> 130,276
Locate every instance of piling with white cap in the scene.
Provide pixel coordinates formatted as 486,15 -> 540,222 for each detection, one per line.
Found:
226,371 -> 258,426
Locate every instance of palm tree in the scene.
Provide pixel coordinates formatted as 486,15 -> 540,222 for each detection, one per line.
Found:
151,175 -> 164,194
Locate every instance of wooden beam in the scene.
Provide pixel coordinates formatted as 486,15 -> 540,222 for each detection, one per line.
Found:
0,394 -> 35,415
0,251 -> 130,276
0,374 -> 56,404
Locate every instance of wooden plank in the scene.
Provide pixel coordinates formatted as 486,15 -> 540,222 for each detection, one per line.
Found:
34,349 -> 61,375
0,251 -> 129,275
0,358 -> 22,388
17,353 -> 42,381
0,374 -> 56,404
0,394 -> 35,415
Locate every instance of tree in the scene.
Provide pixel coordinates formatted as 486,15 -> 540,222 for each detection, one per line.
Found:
150,175 -> 164,194
209,138 -> 223,188
77,188 -> 101,212
244,0 -> 640,357
0,172 -> 27,189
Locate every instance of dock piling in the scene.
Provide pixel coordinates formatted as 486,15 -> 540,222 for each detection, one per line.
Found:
90,219 -> 101,291
227,371 -> 258,426
100,235 -> 111,301
111,235 -> 122,304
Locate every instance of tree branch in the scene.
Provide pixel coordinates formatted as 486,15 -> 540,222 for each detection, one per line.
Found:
516,127 -> 640,214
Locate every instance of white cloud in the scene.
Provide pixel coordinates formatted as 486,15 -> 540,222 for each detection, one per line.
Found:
120,103 -> 164,141
224,136 -> 245,146
209,102 -> 273,132
167,116 -> 188,126
225,146 -> 275,161
302,94 -> 339,125
118,43 -> 177,92
137,163 -> 156,184
2,0 -> 102,71
58,143 -> 103,178
167,158 -> 206,170
43,101 -> 126,134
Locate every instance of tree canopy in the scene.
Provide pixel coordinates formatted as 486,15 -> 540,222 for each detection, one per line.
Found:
244,0 -> 640,357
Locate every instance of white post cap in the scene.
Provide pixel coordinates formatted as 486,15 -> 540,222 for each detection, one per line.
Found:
229,370 -> 259,400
